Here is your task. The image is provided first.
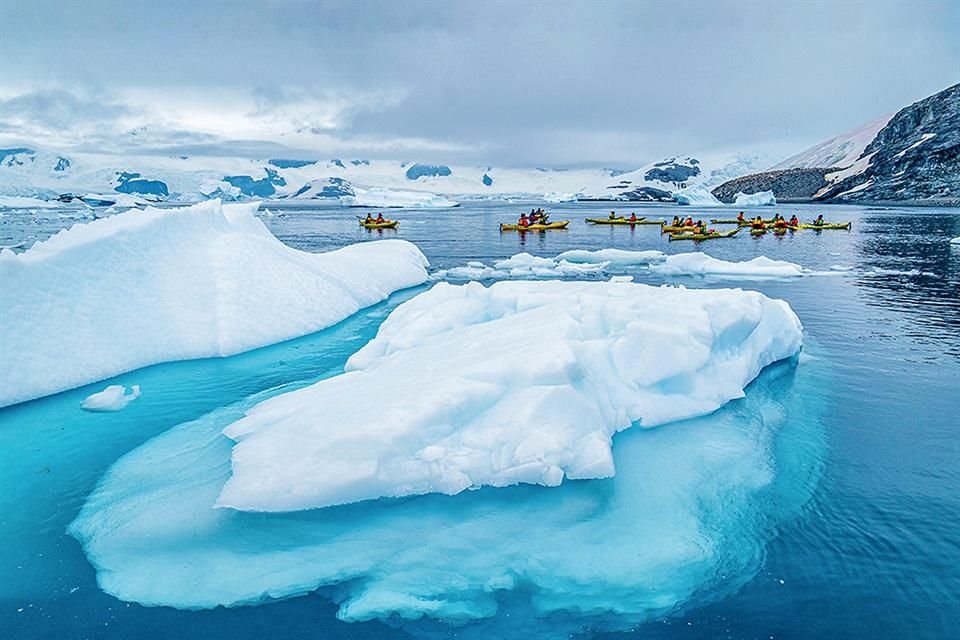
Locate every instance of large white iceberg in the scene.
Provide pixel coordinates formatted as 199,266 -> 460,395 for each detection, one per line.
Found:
733,190 -> 777,206
0,200 -> 429,407
215,280 -> 803,512
673,184 -> 723,206
69,309 -> 824,635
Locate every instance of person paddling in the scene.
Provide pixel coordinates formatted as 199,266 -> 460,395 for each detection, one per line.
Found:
375,213 -> 386,224
609,211 -> 618,220
518,213 -> 530,227
629,212 -> 638,222
813,214 -> 825,226
789,214 -> 799,227
737,211 -> 746,223
672,215 -> 681,226
752,216 -> 765,229
364,213 -> 374,224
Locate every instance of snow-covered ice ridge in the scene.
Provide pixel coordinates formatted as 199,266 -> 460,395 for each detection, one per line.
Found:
441,250 -> 815,280
216,280 -> 803,511
0,146 -> 771,204
0,200 -> 429,407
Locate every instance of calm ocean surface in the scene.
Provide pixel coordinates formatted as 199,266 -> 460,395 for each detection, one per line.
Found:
1,201 -> 958,638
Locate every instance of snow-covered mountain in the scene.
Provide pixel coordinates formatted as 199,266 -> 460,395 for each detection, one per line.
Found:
0,146 -> 770,208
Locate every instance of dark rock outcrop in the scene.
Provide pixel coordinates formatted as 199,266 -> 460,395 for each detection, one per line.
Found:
712,168 -> 834,203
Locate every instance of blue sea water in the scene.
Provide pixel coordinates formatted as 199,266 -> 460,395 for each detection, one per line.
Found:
1,201 -> 959,638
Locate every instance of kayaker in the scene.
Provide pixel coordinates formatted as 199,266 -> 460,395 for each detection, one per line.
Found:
789,215 -> 799,226
752,216 -> 765,230
813,214 -> 824,226
518,213 -> 530,227
629,212 -> 638,222
375,213 -> 386,223
609,211 -> 617,220
695,219 -> 706,233
684,216 -> 694,227
774,218 -> 788,229
737,211 -> 746,222
672,215 -> 681,226
364,213 -> 374,223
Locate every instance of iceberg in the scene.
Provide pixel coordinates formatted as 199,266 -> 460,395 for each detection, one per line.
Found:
555,248 -> 667,266
80,384 -> 141,412
0,200 -> 429,407
673,184 -> 723,206
69,289 -> 823,636
733,190 -> 777,206
951,236 -> 960,245
215,280 -> 803,512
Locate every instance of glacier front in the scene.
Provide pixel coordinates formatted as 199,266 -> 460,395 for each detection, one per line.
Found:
0,200 -> 429,407
216,280 -> 803,512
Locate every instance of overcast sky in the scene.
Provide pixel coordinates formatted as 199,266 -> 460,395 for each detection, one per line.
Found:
1,0 -> 957,167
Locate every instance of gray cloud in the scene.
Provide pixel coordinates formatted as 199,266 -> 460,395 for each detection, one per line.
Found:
1,0 -> 957,166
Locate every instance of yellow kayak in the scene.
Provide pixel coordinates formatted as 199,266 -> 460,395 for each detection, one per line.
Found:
798,222 -> 852,230
360,220 -> 399,229
738,219 -> 776,226
500,220 -> 570,231
669,227 -> 742,241
661,225 -> 698,233
585,217 -> 646,225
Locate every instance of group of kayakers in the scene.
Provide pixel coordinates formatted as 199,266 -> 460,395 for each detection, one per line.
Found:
606,211 -> 642,222
516,208 -> 550,227
363,212 -> 388,224
750,213 -> 802,230
670,215 -> 711,234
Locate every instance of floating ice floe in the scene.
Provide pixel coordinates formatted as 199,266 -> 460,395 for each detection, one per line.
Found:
0,200 -> 429,407
80,384 -> 141,412
733,190 -> 777,206
650,253 -> 805,277
215,280 -> 803,512
951,236 -> 960,245
69,281 -> 822,635
440,250 -> 821,281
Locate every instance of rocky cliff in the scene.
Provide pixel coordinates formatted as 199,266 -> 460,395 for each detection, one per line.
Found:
712,83 -> 960,205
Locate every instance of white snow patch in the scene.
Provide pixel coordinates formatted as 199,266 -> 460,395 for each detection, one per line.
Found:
733,191 -> 776,206
215,280 -> 803,511
773,113 -> 893,170
80,385 -> 141,412
893,133 -> 936,160
0,200 -> 429,407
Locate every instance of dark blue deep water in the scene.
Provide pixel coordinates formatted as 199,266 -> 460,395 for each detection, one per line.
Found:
1,201 -> 959,639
